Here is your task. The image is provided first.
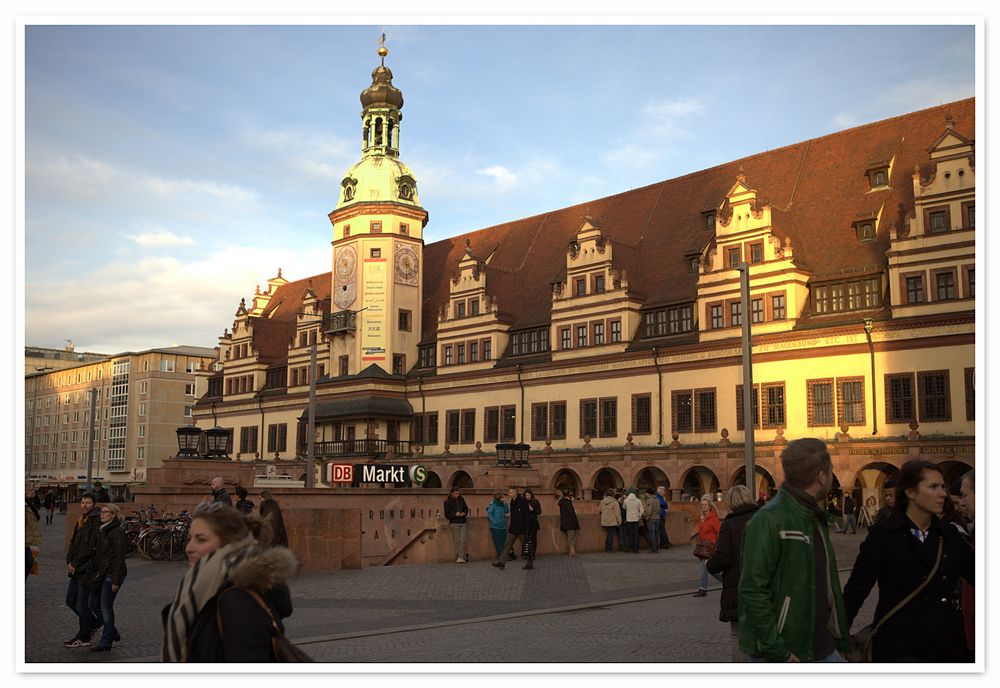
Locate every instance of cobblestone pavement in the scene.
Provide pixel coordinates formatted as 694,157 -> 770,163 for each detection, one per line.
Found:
24,514 -> 877,664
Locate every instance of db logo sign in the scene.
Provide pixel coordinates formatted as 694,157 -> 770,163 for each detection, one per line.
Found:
328,464 -> 354,484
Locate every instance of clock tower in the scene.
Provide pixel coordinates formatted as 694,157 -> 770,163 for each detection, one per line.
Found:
327,43 -> 428,376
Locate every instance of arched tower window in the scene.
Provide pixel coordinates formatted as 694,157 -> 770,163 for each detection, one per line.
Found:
363,121 -> 369,149
374,117 -> 383,146
387,118 -> 395,148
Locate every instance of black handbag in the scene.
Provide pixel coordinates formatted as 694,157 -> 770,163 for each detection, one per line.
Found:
217,587 -> 314,662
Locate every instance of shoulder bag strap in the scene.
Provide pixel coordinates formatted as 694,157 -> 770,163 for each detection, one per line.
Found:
215,586 -> 282,637
872,535 -> 944,634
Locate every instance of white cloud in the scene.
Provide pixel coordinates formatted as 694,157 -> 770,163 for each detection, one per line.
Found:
26,244 -> 332,353
476,165 -> 518,193
601,96 -> 704,171
125,229 -> 195,247
833,112 -> 860,130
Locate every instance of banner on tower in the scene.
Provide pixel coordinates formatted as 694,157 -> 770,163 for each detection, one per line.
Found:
362,257 -> 387,361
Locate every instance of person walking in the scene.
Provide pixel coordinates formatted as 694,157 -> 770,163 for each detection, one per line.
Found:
873,480 -> 896,526
44,490 -> 56,525
623,488 -> 644,554
492,487 -> 528,570
691,496 -> 722,597
64,493 -> 103,648
841,493 -> 858,534
655,485 -> 672,548
486,492 -> 509,559
444,487 -> 470,563
642,489 -> 660,553
557,490 -> 580,556
705,484 -> 759,661
521,488 -> 541,569
234,486 -> 255,515
92,481 -> 111,504
842,460 -> 974,662
26,486 -> 41,580
599,490 -> 622,552
827,497 -> 843,533
739,438 -> 850,662
210,477 -> 232,506
87,503 -> 127,652
161,503 -> 300,662
960,470 -> 975,661
258,490 -> 288,547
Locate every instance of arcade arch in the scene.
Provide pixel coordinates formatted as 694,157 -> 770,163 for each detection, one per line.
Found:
449,470 -> 473,490
591,467 -> 624,500
552,468 -> 583,497
634,466 -> 669,493
731,466 -> 775,500
680,466 -> 720,501
422,471 -> 442,489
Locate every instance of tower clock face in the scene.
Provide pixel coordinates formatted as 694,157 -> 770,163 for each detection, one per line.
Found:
336,245 -> 358,282
394,244 -> 419,285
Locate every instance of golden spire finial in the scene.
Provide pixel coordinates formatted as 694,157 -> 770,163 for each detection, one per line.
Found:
377,32 -> 388,64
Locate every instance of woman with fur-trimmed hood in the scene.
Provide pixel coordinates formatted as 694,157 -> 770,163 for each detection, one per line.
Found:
161,503 -> 298,662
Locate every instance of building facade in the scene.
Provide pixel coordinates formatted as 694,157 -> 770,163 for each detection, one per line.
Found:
25,343 -> 107,376
193,49 -> 975,506
25,346 -> 217,495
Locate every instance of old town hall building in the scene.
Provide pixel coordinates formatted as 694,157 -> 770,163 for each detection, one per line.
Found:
193,47 -> 975,507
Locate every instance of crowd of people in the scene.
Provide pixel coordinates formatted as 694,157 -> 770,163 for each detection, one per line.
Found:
29,442 -> 977,663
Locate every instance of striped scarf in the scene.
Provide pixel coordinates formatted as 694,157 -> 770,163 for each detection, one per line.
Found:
161,535 -> 256,662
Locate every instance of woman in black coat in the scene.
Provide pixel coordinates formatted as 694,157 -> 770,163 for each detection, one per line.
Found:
162,503 -> 298,662
521,489 -> 542,570
705,485 -> 758,662
842,460 -> 974,662
557,490 -> 580,557
88,503 -> 128,651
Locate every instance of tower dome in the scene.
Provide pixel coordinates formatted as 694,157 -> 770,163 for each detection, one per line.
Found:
335,42 -> 422,212
360,65 -> 404,109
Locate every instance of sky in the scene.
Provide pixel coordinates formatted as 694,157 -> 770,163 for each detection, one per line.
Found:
23,23 -> 975,354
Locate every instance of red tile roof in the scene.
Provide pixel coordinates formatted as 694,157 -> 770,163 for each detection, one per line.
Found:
245,98 -> 975,360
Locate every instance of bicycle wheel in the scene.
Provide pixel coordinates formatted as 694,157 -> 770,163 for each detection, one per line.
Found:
168,530 -> 189,561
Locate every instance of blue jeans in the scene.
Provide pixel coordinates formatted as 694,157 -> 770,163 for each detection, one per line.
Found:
747,649 -> 844,663
73,581 -> 100,641
604,526 -> 618,551
65,576 -> 101,633
89,576 -> 123,647
646,519 -> 660,552
698,559 -> 723,589
490,528 -> 507,557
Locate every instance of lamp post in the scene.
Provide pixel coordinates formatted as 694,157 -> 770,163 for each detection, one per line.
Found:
204,426 -> 231,459
175,425 -> 202,458
495,443 -> 531,468
863,318 -> 878,435
739,262 -> 756,492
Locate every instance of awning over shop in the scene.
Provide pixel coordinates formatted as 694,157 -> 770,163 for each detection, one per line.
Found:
299,397 -> 414,422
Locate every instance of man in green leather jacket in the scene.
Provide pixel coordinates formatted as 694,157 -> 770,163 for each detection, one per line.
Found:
738,438 -> 851,662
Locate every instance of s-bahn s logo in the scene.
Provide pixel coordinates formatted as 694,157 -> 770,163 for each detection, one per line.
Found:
409,464 -> 428,485
328,464 -> 354,484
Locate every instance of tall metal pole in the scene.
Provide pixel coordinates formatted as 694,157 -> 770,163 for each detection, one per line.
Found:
864,318 -> 878,436
306,342 -> 317,488
86,388 -> 98,488
739,263 -> 756,492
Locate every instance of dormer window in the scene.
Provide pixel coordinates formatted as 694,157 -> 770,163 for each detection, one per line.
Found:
855,220 -> 876,242
704,212 -> 716,230
867,167 -> 889,190
689,257 -> 699,273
